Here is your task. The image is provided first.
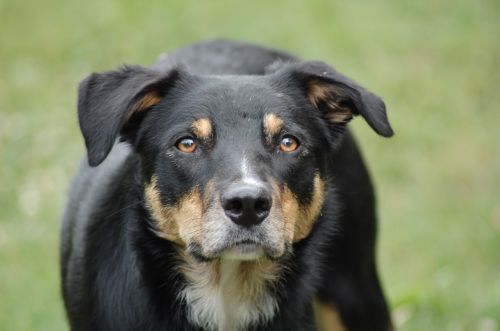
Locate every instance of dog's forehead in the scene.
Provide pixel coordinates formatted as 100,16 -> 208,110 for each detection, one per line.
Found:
179,75 -> 293,120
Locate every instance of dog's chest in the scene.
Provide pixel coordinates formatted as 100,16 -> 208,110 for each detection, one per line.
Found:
179,259 -> 281,331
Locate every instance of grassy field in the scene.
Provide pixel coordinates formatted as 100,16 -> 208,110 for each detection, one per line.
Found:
1,0 -> 499,330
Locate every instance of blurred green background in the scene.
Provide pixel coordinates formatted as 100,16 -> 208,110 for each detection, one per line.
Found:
1,0 -> 499,330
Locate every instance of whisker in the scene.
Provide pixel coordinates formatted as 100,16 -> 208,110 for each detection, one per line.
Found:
102,201 -> 142,219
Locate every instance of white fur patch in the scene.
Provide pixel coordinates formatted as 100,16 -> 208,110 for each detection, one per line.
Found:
240,156 -> 265,187
179,256 -> 281,331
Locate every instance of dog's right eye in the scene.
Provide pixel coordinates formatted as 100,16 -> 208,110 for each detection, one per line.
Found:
175,137 -> 197,153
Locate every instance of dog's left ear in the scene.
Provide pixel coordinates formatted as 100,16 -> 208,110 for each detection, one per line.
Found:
272,61 -> 393,137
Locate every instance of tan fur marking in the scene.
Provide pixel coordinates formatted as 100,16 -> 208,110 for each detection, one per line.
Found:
179,251 -> 282,330
281,173 -> 326,243
266,179 -> 294,255
132,92 -> 163,113
307,80 -> 353,124
145,176 -> 203,245
192,118 -> 213,140
314,299 -> 347,331
308,80 -> 333,109
263,113 -> 283,138
324,108 -> 353,124
280,184 -> 301,244
237,260 -> 283,300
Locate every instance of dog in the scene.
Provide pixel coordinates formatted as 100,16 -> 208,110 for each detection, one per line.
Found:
61,39 -> 393,331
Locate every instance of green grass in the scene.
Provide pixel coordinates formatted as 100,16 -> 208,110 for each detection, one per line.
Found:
1,0 -> 499,330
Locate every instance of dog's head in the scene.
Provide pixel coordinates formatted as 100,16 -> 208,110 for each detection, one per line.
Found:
77,61 -> 392,261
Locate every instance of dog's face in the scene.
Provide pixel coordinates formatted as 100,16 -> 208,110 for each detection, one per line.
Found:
77,62 -> 392,261
141,76 -> 331,260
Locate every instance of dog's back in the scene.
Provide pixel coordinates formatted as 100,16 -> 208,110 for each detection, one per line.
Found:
153,39 -> 297,75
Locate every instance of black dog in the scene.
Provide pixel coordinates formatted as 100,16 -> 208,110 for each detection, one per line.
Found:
61,39 -> 393,331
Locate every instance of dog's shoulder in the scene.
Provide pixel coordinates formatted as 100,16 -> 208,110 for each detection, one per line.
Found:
61,143 -> 136,271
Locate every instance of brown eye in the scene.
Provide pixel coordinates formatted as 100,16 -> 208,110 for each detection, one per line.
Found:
279,135 -> 299,153
176,137 -> 197,153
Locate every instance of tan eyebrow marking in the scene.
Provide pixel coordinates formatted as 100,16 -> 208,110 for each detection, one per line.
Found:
192,118 -> 213,140
263,113 -> 284,138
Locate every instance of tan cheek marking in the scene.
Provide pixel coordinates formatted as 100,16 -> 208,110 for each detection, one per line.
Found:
281,184 -> 301,244
281,173 -> 326,243
145,176 -> 203,245
201,178 -> 216,209
314,299 -> 347,331
307,80 -> 353,124
295,173 -> 326,241
192,118 -> 212,140
263,113 -> 283,141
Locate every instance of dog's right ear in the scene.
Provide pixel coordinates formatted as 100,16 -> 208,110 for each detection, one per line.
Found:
78,66 -> 181,167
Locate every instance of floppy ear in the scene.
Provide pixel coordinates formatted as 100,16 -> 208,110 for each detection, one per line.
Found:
275,61 -> 393,137
77,65 -> 181,167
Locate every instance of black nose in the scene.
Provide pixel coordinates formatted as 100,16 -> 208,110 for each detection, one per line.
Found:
222,185 -> 272,227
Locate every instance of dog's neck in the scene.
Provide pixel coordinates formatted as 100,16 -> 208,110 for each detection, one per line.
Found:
178,252 -> 283,331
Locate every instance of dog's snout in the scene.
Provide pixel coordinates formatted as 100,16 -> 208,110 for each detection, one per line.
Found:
222,185 -> 272,227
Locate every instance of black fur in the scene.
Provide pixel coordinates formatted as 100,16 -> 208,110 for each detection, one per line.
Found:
61,39 -> 393,330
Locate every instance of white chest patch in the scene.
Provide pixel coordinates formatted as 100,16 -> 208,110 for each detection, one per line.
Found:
179,257 -> 282,331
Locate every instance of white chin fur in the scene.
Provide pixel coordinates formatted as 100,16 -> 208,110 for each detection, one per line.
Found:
221,244 -> 265,260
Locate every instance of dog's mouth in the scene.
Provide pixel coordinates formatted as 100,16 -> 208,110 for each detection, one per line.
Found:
188,238 -> 288,262
220,240 -> 265,260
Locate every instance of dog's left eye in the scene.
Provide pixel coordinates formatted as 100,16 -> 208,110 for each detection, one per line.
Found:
176,137 -> 197,153
279,135 -> 300,153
